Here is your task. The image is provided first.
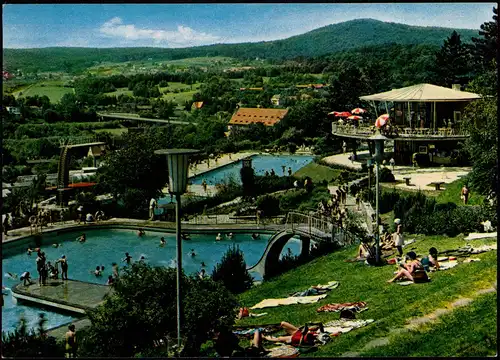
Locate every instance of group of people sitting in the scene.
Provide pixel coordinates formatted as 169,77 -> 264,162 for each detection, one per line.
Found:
387,248 -> 439,283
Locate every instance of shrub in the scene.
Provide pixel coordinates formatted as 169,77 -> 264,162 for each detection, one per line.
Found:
1,321 -> 64,357
211,244 -> 253,294
379,167 -> 395,182
255,195 -> 281,216
278,189 -> 309,211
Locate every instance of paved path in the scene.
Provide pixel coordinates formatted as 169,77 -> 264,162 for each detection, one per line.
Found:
322,151 -> 471,192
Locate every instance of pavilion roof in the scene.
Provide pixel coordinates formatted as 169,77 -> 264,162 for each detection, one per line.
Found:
360,83 -> 481,102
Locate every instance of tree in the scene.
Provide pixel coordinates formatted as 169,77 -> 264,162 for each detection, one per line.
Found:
434,31 -> 473,87
78,263 -> 237,357
240,166 -> 255,199
96,132 -> 169,217
211,244 -> 253,294
470,7 -> 498,69
462,62 -> 498,198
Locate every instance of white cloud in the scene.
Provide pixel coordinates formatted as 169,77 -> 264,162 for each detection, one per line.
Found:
99,17 -> 220,47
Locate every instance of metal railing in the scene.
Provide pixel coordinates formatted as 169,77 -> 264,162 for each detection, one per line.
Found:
332,123 -> 469,138
180,214 -> 285,225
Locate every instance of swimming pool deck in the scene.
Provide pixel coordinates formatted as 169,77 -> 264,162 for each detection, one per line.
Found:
11,279 -> 112,315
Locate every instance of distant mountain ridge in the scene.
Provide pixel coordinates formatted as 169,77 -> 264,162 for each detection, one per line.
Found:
4,19 -> 479,72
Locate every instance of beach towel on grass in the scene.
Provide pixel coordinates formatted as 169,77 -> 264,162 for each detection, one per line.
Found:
291,281 -> 339,297
463,258 -> 481,263
265,344 -> 299,358
402,239 -> 416,247
251,294 -> 328,310
317,301 -> 368,313
398,280 -> 415,286
438,261 -> 459,270
323,319 -> 374,334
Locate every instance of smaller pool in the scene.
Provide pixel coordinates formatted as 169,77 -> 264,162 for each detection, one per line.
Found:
189,154 -> 314,186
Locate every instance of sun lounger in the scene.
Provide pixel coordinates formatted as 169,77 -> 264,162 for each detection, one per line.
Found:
250,294 -> 328,310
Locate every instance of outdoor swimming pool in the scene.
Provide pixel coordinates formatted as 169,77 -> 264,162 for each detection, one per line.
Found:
190,154 -> 314,186
2,228 -> 303,333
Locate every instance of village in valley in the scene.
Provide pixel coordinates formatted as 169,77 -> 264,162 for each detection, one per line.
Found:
1,4 -> 498,358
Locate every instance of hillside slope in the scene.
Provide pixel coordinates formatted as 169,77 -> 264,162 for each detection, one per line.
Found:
3,19 -> 478,72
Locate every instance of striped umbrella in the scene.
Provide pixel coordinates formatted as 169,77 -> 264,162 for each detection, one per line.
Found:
375,114 -> 389,128
351,108 -> 367,114
347,115 -> 363,120
328,111 -> 341,116
337,111 -> 352,118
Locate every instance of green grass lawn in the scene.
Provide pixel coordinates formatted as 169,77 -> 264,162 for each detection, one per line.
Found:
103,87 -> 134,97
362,292 -> 497,357
161,89 -> 197,106
237,234 -> 497,357
17,83 -> 74,103
435,178 -> 485,206
294,162 -> 341,183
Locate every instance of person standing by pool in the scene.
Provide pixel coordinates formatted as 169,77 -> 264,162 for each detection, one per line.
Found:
288,167 -> 293,176
106,275 -> 114,286
270,169 -> 276,177
460,184 -> 470,205
57,255 -> 69,280
281,165 -> 286,175
202,179 -> 208,193
65,324 -> 77,358
112,262 -> 119,278
123,252 -> 132,265
393,218 -> 404,257
36,251 -> 45,286
3,213 -> 10,236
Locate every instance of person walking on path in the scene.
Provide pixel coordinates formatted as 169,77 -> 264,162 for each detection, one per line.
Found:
460,184 -> 470,205
393,218 -> 404,256
65,324 -> 77,358
342,141 -> 347,154
3,214 -> 10,236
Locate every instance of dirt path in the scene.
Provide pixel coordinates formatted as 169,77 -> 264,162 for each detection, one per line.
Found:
341,283 -> 497,357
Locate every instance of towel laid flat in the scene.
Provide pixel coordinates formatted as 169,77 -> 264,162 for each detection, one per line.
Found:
291,281 -> 339,297
398,280 -> 415,286
251,294 -> 328,310
464,232 -> 497,241
463,258 -> 481,263
438,261 -> 459,270
313,280 -> 340,290
265,344 -> 299,358
323,319 -> 374,334
402,239 -> 416,247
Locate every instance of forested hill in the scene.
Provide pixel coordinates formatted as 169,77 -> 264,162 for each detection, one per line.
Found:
4,18 -> 478,72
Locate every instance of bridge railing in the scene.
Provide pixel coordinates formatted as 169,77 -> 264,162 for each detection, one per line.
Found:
285,211 -> 333,240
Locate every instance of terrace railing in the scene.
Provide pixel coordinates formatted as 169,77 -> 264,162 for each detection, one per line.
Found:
332,123 -> 469,138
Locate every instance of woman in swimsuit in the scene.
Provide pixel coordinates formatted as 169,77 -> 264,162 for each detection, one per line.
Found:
65,324 -> 77,358
263,322 -> 320,346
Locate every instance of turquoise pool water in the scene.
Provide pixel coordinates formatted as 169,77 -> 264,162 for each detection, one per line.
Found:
2,228 -> 303,333
190,154 -> 314,186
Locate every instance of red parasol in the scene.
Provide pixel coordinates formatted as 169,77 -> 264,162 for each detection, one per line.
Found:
337,112 -> 352,118
347,115 -> 363,120
351,108 -> 367,114
375,114 -> 389,128
328,111 -> 341,116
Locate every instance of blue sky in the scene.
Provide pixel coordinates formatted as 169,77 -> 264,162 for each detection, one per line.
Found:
3,3 -> 496,48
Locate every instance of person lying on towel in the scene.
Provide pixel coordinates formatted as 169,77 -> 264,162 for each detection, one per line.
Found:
387,251 -> 429,284
263,322 -> 321,347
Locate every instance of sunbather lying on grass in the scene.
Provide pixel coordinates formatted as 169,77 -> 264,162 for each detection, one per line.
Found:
263,322 -> 322,347
214,328 -> 268,357
387,251 -> 429,283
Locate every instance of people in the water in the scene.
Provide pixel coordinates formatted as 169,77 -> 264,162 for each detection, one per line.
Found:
201,261 -> 206,267
52,243 -> 62,248
138,229 -> 145,237
122,252 -> 132,264
181,233 -> 191,240
160,237 -> 166,246
94,266 -> 102,277
106,275 -> 114,286
139,255 -> 146,262
190,249 -> 196,257
216,233 -> 223,241
77,233 -> 86,243
251,233 -> 260,240
226,233 -> 234,239
27,247 -> 40,255
198,268 -> 206,280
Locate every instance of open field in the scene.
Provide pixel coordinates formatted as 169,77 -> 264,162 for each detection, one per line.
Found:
103,87 -> 134,97
236,234 -> 497,357
93,128 -> 129,136
17,84 -> 74,103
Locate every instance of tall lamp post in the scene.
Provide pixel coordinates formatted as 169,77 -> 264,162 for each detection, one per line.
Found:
368,131 -> 388,264
154,149 -> 199,348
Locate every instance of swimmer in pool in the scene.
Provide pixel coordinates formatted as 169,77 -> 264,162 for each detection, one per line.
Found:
27,247 -> 41,255
226,233 -> 234,239
139,255 -> 146,262
251,233 -> 260,240
181,233 -> 191,240
94,266 -> 102,277
122,253 -> 132,265
160,237 -> 166,246
201,261 -> 206,267
52,243 -> 62,248
216,233 -> 222,241
190,249 -> 196,257
5,272 -> 18,280
77,233 -> 86,243
138,228 -> 145,237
